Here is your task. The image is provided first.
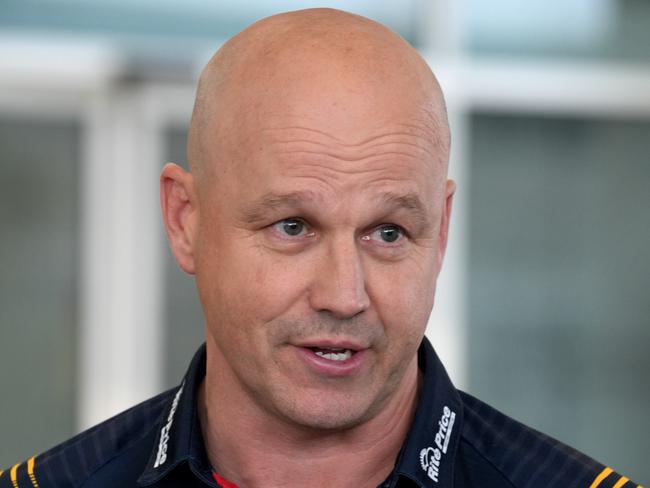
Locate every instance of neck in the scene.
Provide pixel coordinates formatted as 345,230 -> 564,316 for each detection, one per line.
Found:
199,346 -> 420,488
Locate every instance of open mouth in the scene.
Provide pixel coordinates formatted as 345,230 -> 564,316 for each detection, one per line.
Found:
308,347 -> 354,362
296,344 -> 366,376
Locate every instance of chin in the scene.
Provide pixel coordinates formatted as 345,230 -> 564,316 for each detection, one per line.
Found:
288,410 -> 368,432
272,392 -> 380,432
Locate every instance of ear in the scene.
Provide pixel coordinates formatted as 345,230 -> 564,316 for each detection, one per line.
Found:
436,179 -> 456,270
160,163 -> 198,274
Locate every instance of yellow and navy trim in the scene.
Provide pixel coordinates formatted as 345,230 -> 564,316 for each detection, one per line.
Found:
27,457 -> 40,488
0,458 -> 40,488
10,463 -> 19,488
588,466 -> 644,488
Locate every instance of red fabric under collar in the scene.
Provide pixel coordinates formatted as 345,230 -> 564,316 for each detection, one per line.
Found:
213,472 -> 240,488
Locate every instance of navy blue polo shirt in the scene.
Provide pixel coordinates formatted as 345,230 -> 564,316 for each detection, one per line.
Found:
1,338 -> 641,487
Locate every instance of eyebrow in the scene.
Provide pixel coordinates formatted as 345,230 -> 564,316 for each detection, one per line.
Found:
240,189 -> 432,230
240,190 -> 321,224
378,192 -> 432,231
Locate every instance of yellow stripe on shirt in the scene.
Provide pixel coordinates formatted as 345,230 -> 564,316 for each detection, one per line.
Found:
590,467 -> 614,488
9,463 -> 20,488
612,477 -> 630,488
26,458 -> 39,488
613,477 -> 630,488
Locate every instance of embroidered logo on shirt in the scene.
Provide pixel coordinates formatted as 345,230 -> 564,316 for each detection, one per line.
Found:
420,405 -> 456,483
154,381 -> 185,468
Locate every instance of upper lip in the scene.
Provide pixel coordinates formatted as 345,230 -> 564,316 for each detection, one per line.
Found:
293,339 -> 368,352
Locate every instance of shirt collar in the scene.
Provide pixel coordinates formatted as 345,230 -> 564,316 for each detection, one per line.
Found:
390,337 -> 464,488
138,337 -> 463,488
138,343 -> 215,486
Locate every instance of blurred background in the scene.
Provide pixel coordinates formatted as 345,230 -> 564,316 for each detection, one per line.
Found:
1,0 -> 649,481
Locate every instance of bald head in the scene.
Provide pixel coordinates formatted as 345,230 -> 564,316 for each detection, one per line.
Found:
162,8 -> 457,444
187,8 -> 449,187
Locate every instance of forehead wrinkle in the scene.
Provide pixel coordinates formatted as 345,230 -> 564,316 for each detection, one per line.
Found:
268,135 -> 436,160
279,159 -> 417,183
261,125 -> 345,144
276,150 -> 433,167
261,134 -> 440,173
261,110 -> 443,142
261,119 -> 440,148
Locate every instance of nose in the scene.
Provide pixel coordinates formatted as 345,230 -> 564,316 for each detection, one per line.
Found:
308,235 -> 370,319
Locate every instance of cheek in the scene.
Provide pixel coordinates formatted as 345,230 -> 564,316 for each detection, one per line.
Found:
368,257 -> 437,333
243,251 -> 310,321
196,236 -> 310,328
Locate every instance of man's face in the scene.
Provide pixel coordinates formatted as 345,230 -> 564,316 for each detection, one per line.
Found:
192,75 -> 453,431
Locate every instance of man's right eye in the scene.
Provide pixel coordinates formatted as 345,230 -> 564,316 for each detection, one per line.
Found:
272,218 -> 309,238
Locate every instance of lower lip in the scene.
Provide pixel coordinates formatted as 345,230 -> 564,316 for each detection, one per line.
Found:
295,347 -> 367,377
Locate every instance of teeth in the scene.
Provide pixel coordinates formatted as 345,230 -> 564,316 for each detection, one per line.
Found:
314,349 -> 352,361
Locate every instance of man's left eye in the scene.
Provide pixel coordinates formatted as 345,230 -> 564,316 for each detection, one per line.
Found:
370,224 -> 405,244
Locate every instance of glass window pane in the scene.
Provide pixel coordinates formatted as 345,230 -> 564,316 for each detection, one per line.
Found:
466,0 -> 650,62
467,113 -> 650,482
0,117 -> 80,464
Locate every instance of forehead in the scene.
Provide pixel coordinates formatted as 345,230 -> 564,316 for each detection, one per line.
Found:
244,79 -> 442,146
258,121 -> 439,181
208,50 -> 449,203
219,35 -> 447,151
226,113 -> 446,213
232,88 -> 446,172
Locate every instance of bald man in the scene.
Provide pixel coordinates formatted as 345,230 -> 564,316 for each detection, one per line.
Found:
1,8 -> 638,488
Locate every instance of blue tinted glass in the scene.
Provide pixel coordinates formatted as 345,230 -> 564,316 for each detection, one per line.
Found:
466,0 -> 650,61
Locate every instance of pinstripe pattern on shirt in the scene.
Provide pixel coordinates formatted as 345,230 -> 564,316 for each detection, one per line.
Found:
457,392 -> 639,488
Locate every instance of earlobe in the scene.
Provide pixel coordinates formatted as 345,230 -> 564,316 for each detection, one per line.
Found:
160,163 -> 198,275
